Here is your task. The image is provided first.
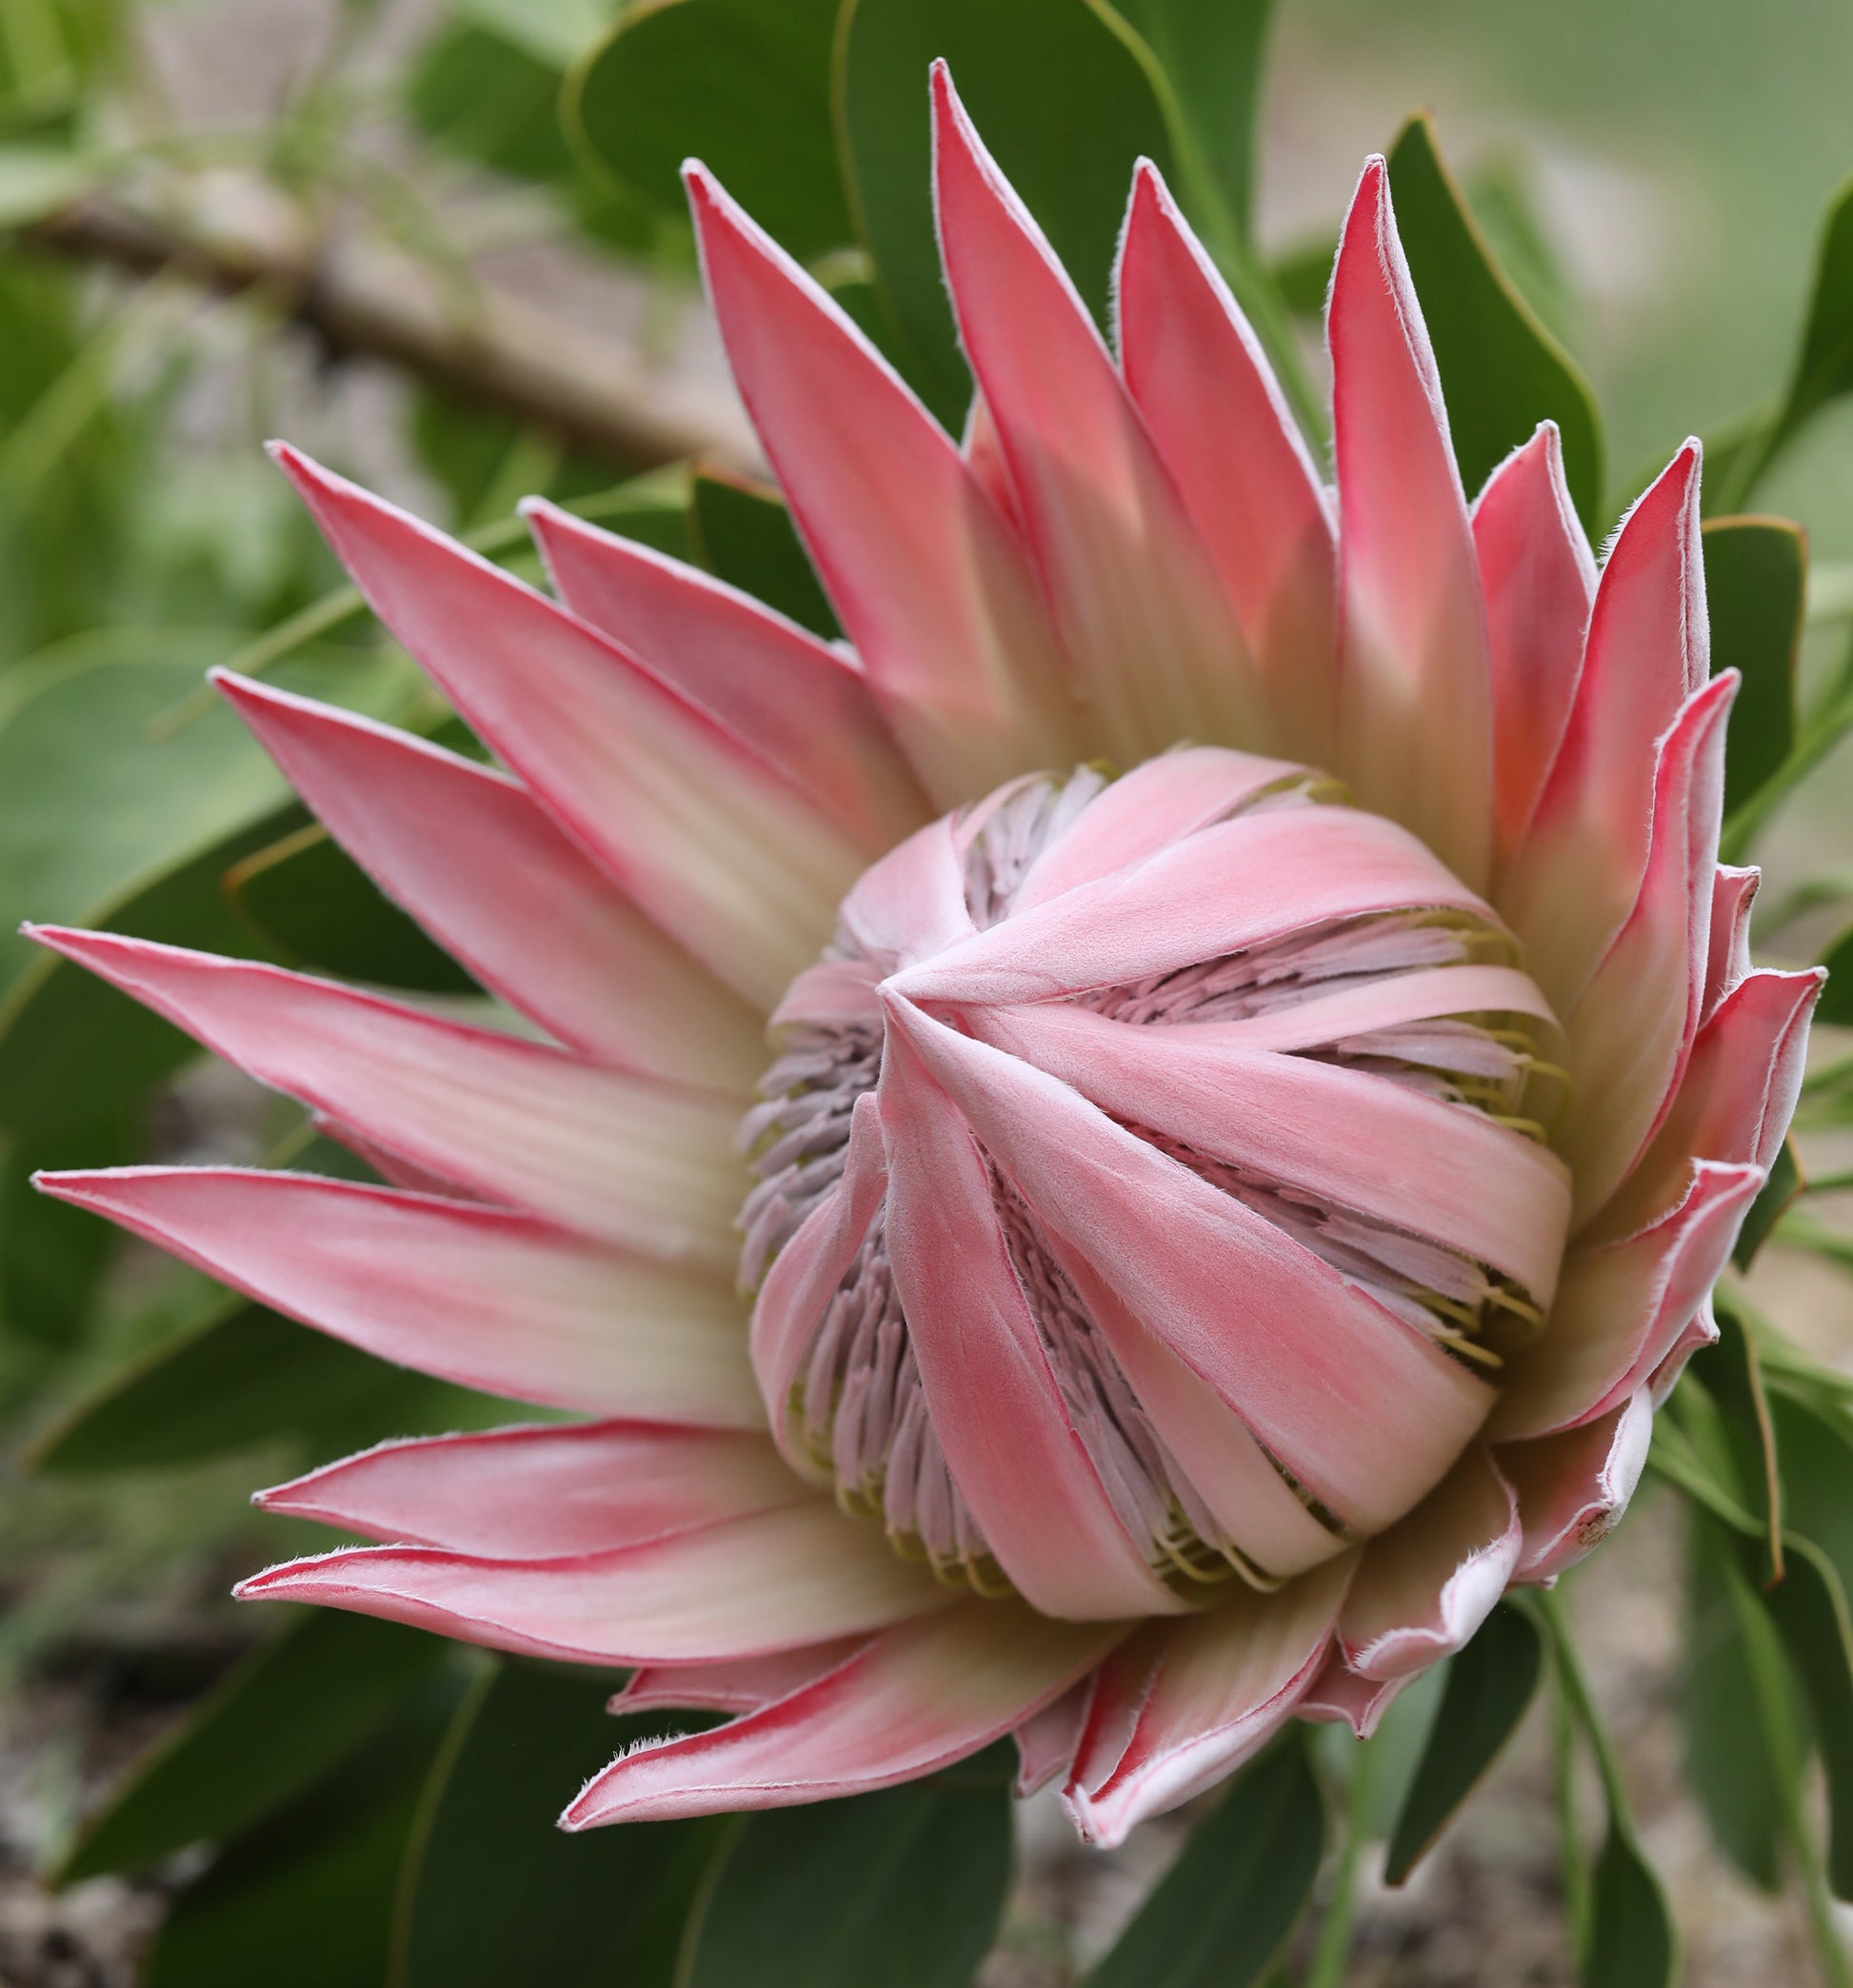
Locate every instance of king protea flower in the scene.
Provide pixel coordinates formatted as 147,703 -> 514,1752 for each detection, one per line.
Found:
34,66 -> 1818,1848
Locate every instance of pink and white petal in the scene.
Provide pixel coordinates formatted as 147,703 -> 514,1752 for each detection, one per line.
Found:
893,805 -> 1491,1011
270,446 -> 858,1008
749,1094 -> 887,1471
1588,964 -> 1822,1245
1330,158 -> 1494,893
1705,865 -> 1760,1022
1175,963 -> 1556,1058
254,1421 -> 804,1557
563,1603 -> 1126,1826
1296,1649 -> 1405,1739
969,1000 -> 1571,1306
214,671 -> 763,1088
930,70 -> 1268,764
769,957 -> 882,1033
685,166 -> 1077,805
1063,1557 -> 1353,1847
1012,746 -> 1315,915
523,498 -> 928,850
836,816 -> 976,974
961,391 -> 1023,527
236,1501 -> 950,1666
311,1115 -> 481,1199
1648,1296 -> 1722,1404
1501,1389 -> 1653,1583
1500,444 -> 1705,1007
1471,423 -> 1596,865
878,1008 -> 1187,1620
610,1640 -> 870,1717
1014,1680 -> 1094,1797
1048,1243 -> 1353,1578
884,998 -> 1495,1537
1492,1161 -> 1763,1441
36,1167 -> 763,1424
1117,163 -> 1338,763
30,931 -> 742,1263
1336,1448 -> 1521,1680
1561,673 -> 1735,1226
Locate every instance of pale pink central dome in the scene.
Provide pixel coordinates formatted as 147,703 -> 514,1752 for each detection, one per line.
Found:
741,747 -> 1573,1621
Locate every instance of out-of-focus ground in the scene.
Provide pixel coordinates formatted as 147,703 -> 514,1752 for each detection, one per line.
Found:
6,0 -> 1853,1982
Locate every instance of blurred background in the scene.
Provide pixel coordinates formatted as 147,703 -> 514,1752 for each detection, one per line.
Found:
3,1 -> 1853,1983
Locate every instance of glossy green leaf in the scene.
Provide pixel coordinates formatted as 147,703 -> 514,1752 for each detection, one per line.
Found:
1683,1512 -> 1802,1891
1760,1533 -> 1853,1898
1385,1601 -> 1543,1884
30,1297 -> 516,1475
1385,114 -> 1603,529
143,1671 -> 467,1988
681,1750 -> 1012,1988
1086,1733 -> 1324,1988
836,0 -> 1180,426
690,468 -> 840,638
1703,517 -> 1803,814
1584,1823 -> 1677,1988
1735,1141 -> 1803,1270
394,1662 -> 723,1988
56,1610 -> 449,1884
568,0 -> 849,264
1108,0 -> 1273,239
224,825 -> 479,995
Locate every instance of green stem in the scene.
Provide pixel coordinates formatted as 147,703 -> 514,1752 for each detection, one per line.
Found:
1535,1589 -> 1631,1829
1303,1736 -> 1381,1988
1551,1680 -> 1594,1957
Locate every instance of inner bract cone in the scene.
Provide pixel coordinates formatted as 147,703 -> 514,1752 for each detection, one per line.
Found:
742,750 -> 1571,1621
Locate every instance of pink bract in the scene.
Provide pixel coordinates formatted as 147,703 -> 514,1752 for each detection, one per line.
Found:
34,65 -> 1819,1848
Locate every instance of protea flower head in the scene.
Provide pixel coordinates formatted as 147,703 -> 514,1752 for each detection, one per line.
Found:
35,65 -> 1819,1848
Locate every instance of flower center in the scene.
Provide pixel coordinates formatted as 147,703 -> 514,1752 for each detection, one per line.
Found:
739,752 -> 1571,1612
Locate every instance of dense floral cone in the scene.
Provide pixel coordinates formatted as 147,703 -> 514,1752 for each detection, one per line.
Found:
34,64 -> 1820,1848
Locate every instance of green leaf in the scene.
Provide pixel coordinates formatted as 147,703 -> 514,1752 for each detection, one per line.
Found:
1086,1733 -> 1324,1988
680,1755 -> 1011,1988
453,0 -> 614,69
1683,1511 -> 1802,1891
29,1294 -> 524,1475
224,825 -> 480,995
1771,1393 -> 1853,1625
408,24 -> 574,182
836,0 -> 1181,427
143,1670 -> 468,1988
1701,1298 -> 1785,1574
0,1101 -> 137,1344
568,0 -> 849,264
1384,1601 -> 1543,1884
56,1611 -> 450,1884
1703,517 -> 1804,815
1735,1140 -> 1803,1270
690,468 -> 840,639
1107,0 -> 1273,240
1778,170 -> 1853,454
394,1662 -> 723,1988
1819,923 -> 1853,1027
1384,114 -> 1603,530
1760,1532 -> 1853,1899
1584,1823 -> 1677,1988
